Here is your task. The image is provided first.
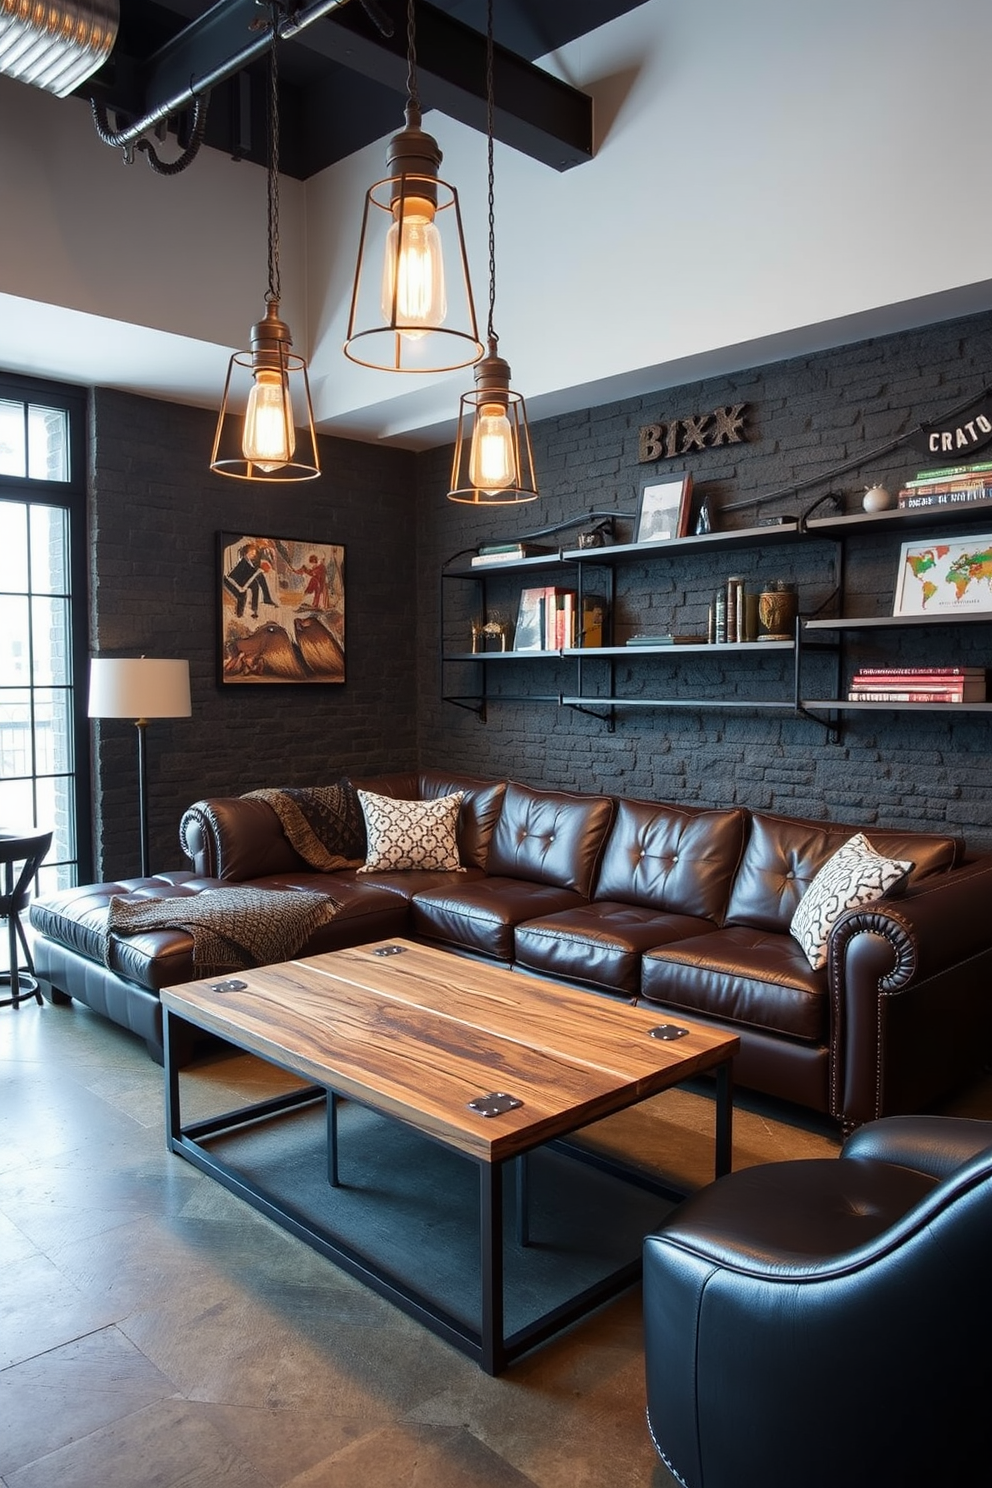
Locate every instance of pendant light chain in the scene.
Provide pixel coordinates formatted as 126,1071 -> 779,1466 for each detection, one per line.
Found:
266,15 -> 281,307
406,0 -> 420,113
485,0 -> 497,345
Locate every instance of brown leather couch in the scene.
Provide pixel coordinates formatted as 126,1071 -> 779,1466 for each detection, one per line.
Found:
30,769 -> 992,1130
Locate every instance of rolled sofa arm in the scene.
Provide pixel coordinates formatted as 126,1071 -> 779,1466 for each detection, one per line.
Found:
179,796 -> 305,880
827,858 -> 992,1128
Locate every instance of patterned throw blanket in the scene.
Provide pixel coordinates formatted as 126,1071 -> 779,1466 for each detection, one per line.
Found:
104,885 -> 341,977
244,783 -> 366,871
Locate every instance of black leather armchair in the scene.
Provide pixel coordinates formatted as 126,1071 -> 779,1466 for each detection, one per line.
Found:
643,1116 -> 992,1488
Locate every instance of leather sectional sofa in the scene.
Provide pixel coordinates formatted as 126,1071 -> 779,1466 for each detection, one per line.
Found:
30,769 -> 992,1131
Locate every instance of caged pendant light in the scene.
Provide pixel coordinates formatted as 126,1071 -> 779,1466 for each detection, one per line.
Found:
447,0 -> 537,504
343,0 -> 483,374
211,9 -> 320,482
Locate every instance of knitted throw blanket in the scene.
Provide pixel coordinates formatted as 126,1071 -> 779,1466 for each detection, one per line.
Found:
104,885 -> 341,977
244,784 -> 366,871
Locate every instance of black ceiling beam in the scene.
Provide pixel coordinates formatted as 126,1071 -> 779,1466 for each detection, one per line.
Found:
300,0 -> 593,171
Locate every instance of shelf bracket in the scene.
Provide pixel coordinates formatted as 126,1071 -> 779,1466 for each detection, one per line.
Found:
796,704 -> 840,742
443,696 -> 487,722
563,700 -> 616,732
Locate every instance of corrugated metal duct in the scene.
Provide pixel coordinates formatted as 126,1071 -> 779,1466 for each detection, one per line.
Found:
0,0 -> 118,97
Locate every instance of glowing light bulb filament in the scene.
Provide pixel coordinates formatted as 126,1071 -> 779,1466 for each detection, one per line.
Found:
469,401 -> 517,490
381,195 -> 447,338
243,368 -> 296,473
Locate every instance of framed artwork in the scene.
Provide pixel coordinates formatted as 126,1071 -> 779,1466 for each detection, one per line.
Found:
892,534 -> 992,617
634,473 -> 694,544
218,532 -> 345,684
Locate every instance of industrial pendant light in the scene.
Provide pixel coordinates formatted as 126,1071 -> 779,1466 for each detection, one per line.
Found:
447,0 -> 537,504
343,0 -> 483,373
211,11 -> 319,482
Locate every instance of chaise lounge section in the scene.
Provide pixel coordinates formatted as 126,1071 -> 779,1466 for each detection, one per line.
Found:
30,768 -> 992,1131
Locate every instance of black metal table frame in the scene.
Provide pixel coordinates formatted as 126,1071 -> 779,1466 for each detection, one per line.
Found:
163,1005 -> 733,1375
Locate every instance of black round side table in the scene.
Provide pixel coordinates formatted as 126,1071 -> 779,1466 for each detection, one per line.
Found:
0,828 -> 53,1009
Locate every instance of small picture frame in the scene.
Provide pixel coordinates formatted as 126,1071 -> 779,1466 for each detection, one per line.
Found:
218,532 -> 345,684
635,473 -> 694,544
893,533 -> 992,617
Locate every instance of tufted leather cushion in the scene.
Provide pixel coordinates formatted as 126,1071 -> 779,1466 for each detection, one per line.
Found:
594,799 -> 745,920
485,780 -> 614,894
725,811 -> 959,934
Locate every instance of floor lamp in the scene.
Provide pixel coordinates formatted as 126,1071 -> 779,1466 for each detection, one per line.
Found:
88,657 -> 192,878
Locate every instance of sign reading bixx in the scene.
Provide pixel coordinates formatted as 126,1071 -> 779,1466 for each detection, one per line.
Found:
638,403 -> 749,462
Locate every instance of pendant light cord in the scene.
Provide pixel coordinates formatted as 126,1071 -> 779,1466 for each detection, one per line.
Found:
485,0 -> 497,346
406,0 -> 420,114
266,16 -> 281,307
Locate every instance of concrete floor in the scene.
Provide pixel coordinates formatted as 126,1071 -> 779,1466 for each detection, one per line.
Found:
1,995 -> 987,1487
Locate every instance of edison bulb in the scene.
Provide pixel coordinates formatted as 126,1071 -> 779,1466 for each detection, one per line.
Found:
469,403 -> 517,490
243,369 -> 295,472
381,196 -> 447,337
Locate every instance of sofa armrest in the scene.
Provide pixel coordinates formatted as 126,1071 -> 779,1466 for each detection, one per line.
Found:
827,858 -> 992,1128
179,797 -> 307,880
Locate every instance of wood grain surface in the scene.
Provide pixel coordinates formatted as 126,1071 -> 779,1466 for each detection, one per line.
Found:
162,940 -> 737,1161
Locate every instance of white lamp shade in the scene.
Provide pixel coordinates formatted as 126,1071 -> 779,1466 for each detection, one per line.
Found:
88,658 -> 191,720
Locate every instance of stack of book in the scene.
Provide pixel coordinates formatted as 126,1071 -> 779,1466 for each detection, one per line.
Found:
896,462 -> 992,511
515,587 -> 605,649
847,667 -> 986,703
470,541 -> 556,566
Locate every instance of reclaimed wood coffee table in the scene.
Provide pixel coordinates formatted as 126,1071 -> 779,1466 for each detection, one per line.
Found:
161,938 -> 738,1374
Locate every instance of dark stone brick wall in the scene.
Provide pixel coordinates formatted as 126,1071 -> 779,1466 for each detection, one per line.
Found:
89,388 -> 418,880
414,310 -> 992,852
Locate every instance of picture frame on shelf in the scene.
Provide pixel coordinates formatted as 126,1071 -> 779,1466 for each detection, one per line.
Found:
892,533 -> 992,618
218,531 -> 345,684
634,473 -> 694,544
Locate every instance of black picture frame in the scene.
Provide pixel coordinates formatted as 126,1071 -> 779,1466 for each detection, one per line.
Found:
218,532 -> 345,684
634,473 -> 694,544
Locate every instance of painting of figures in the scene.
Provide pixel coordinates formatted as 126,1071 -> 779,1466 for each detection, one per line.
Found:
218,532 -> 345,684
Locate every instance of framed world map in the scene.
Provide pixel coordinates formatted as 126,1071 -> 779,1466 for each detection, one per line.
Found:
893,533 -> 992,617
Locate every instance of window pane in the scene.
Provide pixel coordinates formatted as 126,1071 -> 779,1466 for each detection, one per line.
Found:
0,595 -> 30,684
0,776 -> 36,828
31,688 -> 74,775
0,499 -> 29,588
32,596 -> 70,685
0,689 -> 33,776
34,772 -> 76,866
30,503 -> 69,594
28,404 -> 69,481
0,400 -> 26,477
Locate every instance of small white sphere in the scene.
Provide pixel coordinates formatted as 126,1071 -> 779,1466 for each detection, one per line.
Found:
863,485 -> 892,513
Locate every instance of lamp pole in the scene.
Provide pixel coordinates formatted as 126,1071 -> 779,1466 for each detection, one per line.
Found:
135,718 -> 149,878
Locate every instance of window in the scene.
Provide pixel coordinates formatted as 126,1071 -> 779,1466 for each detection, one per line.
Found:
0,375 -> 90,897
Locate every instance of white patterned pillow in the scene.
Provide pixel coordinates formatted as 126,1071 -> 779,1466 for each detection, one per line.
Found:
357,790 -> 465,873
790,833 -> 913,971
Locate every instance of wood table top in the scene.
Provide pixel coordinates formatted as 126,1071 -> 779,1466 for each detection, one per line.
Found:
162,939 -> 738,1162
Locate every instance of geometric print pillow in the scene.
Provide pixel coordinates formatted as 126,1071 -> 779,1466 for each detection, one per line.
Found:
790,832 -> 914,971
357,790 -> 465,873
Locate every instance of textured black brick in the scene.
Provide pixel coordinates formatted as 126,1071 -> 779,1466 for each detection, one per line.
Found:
89,389 -> 418,880
418,309 -> 992,852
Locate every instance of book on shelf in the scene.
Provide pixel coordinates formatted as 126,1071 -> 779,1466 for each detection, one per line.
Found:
625,634 -> 703,646
904,460 -> 992,485
513,586 -> 551,650
851,667 -> 985,678
513,586 -> 578,649
897,486 -> 992,510
847,688 -> 985,703
578,594 -> 607,648
471,542 -> 556,566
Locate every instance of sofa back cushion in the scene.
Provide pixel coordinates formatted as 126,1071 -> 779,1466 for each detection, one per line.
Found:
350,770 -> 506,871
486,781 -> 614,895
726,810 -> 960,933
594,799 -> 746,922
